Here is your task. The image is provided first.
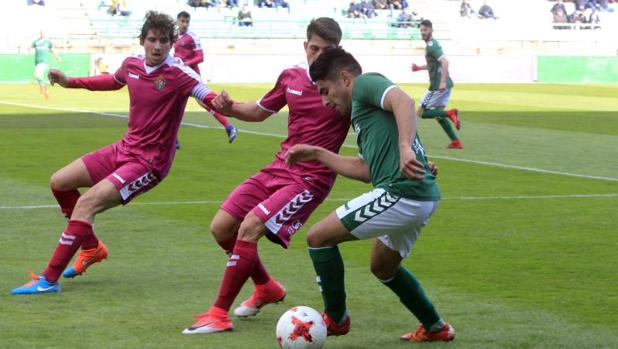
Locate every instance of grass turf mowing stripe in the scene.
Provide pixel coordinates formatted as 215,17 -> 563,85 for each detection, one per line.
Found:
2,100 -> 618,183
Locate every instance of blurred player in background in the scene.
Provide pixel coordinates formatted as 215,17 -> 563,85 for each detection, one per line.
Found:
11,11 -> 225,295
411,20 -> 463,149
32,30 -> 61,99
182,17 -> 350,335
175,11 -> 238,144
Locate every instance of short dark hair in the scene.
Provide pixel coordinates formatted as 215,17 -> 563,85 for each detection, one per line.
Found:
309,47 -> 362,82
140,11 -> 177,44
306,17 -> 342,45
177,11 -> 191,19
420,19 -> 432,28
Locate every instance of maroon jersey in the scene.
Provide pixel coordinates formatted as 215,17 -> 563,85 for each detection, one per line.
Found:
173,31 -> 203,74
68,54 -> 216,177
257,63 -> 351,192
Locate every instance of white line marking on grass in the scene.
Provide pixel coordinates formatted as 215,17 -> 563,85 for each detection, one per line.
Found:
2,100 -> 617,182
1,193 -> 616,210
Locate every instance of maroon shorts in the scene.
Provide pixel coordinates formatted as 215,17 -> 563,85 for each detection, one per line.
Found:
221,170 -> 326,248
81,142 -> 160,204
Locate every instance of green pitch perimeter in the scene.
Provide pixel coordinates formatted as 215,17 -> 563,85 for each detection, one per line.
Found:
0,83 -> 616,349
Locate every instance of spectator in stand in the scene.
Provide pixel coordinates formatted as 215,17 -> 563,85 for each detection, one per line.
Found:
597,0 -> 615,12
348,0 -> 363,18
28,0 -> 46,5
226,0 -> 239,8
551,0 -> 568,23
374,0 -> 388,10
389,0 -> 409,10
238,5 -> 253,26
396,8 -> 413,27
259,0 -> 274,7
478,1 -> 498,19
361,0 -> 378,18
460,0 -> 475,18
273,0 -> 290,9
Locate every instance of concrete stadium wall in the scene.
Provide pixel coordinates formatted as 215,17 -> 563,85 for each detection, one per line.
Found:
0,54 -> 90,83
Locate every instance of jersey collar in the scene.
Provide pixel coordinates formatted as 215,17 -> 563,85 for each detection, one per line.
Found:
143,55 -> 174,74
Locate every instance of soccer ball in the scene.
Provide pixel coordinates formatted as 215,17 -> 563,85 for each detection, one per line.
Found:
276,306 -> 327,349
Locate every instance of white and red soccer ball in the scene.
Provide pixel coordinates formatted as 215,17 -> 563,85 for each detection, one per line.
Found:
276,306 -> 327,349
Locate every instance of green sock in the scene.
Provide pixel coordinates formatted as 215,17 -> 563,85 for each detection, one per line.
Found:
381,266 -> 441,331
308,246 -> 347,324
437,117 -> 459,141
421,109 -> 448,119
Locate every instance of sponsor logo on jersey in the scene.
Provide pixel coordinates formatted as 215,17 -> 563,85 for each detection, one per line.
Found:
154,75 -> 167,90
287,87 -> 303,96
129,72 -> 140,80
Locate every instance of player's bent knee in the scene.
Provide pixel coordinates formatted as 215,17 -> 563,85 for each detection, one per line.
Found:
306,228 -> 329,248
370,263 -> 397,281
50,171 -> 71,191
210,217 -> 237,242
237,215 -> 265,242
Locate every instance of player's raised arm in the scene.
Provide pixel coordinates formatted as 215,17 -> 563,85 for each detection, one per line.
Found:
382,87 -> 425,180
48,69 -> 124,91
286,144 -> 371,183
211,90 -> 272,122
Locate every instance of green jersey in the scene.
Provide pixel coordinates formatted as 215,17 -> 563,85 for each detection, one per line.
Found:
425,38 -> 453,91
351,73 -> 440,201
32,38 -> 53,65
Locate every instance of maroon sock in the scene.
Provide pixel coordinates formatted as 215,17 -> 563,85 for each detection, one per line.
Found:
51,189 -> 100,250
213,240 -> 258,311
217,237 -> 271,286
212,111 -> 231,128
51,189 -> 80,219
43,220 -> 93,282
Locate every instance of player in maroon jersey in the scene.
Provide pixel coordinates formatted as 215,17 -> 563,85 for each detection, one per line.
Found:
11,11 -> 227,295
182,17 -> 351,335
175,11 -> 238,144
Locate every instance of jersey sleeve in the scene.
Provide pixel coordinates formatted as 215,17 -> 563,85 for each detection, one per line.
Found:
113,58 -> 129,85
176,63 -> 203,96
428,41 -> 445,60
353,73 -> 397,110
256,70 -> 288,113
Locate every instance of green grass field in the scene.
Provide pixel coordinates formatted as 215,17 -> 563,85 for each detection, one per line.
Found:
0,83 -> 616,349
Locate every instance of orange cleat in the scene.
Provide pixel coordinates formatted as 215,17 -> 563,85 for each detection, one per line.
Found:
447,109 -> 461,130
322,312 -> 350,336
234,279 -> 286,317
62,241 -> 109,278
446,139 -> 464,149
400,323 -> 455,342
182,307 -> 234,334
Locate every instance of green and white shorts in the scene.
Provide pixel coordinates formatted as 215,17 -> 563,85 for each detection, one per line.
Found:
336,188 -> 439,258
420,88 -> 452,109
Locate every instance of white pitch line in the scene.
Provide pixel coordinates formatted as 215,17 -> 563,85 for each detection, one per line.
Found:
1,193 -> 616,210
1,100 -> 617,182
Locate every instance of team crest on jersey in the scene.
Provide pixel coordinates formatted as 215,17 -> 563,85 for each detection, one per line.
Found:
154,75 -> 167,90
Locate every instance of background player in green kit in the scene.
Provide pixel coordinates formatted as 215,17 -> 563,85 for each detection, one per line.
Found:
411,19 -> 462,149
286,47 -> 455,342
32,30 -> 61,99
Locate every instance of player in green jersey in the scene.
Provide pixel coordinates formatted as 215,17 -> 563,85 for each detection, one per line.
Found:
32,31 -> 61,99
411,20 -> 462,149
286,47 -> 455,342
